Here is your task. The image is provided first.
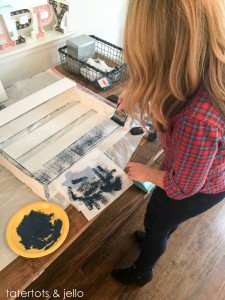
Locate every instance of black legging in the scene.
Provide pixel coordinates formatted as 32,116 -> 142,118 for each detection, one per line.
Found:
134,187 -> 225,273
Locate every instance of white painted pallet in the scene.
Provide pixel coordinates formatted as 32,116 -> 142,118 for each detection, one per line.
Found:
0,78 -> 131,219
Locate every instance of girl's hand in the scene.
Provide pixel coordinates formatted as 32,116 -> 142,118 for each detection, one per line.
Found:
125,162 -> 150,182
126,162 -> 167,189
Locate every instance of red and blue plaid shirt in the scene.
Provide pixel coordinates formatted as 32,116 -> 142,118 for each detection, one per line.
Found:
158,86 -> 225,200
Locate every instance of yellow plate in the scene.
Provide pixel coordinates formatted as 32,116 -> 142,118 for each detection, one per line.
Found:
6,201 -> 69,258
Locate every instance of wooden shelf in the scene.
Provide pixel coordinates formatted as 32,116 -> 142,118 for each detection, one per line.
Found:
0,31 -> 75,63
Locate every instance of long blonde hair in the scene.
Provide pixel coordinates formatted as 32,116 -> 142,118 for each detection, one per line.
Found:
123,0 -> 225,131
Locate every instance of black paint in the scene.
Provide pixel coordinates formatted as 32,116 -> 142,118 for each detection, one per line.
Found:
71,120 -> 118,156
71,176 -> 88,185
68,165 -> 123,210
34,119 -> 118,185
92,165 -> 122,193
72,128 -> 104,156
16,210 -> 62,250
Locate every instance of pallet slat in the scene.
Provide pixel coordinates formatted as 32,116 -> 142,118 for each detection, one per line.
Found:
0,78 -> 76,127
22,113 -> 107,172
0,96 -> 74,145
4,102 -> 92,159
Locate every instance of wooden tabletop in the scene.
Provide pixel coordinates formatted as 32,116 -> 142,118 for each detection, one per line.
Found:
0,66 -> 163,300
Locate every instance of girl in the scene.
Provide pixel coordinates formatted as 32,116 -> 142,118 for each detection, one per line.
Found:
112,0 -> 225,286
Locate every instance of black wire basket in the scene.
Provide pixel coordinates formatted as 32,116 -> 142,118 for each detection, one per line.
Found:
58,35 -> 128,90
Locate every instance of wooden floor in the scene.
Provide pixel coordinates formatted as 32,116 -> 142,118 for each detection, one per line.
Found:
20,189 -> 225,300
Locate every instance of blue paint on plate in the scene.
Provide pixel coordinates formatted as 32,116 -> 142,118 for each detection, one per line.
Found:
16,210 -> 62,250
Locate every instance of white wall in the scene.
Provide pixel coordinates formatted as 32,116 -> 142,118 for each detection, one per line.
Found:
0,0 -> 129,87
68,0 -> 129,47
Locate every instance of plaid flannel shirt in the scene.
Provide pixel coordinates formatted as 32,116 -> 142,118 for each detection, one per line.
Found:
158,87 -> 225,200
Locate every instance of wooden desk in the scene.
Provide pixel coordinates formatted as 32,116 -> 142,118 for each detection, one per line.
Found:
0,67 -> 162,300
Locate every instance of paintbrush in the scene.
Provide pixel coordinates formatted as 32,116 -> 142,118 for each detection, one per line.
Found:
111,105 -> 128,126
